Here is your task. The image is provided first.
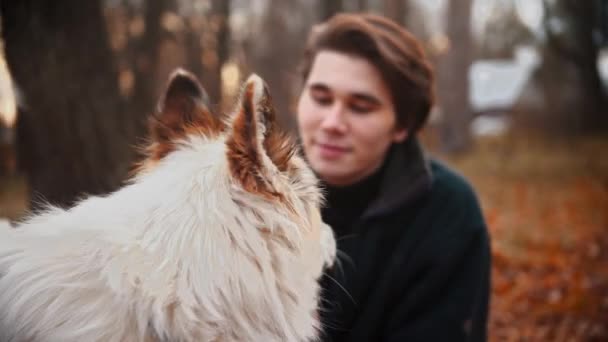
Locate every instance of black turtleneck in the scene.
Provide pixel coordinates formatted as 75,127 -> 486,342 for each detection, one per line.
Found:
321,161 -> 386,239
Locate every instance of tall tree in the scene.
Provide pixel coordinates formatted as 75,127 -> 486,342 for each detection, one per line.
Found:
478,2 -> 534,59
1,1 -> 144,209
0,121 -> 14,176
437,0 -> 473,152
322,0 -> 343,20
200,0 -> 231,104
245,0 -> 317,132
103,0 -> 183,158
382,0 -> 407,25
127,0 -> 172,137
543,0 -> 607,131
357,0 -> 368,11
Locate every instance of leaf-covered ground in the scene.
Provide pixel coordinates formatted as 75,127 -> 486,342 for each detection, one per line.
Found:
445,134 -> 608,341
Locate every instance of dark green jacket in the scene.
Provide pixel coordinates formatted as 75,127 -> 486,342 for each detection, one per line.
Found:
319,138 -> 491,342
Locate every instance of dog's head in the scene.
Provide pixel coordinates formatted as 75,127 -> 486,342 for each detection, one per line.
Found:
134,69 -> 335,336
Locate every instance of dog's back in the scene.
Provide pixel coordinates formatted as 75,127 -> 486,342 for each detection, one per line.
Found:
0,70 -> 335,342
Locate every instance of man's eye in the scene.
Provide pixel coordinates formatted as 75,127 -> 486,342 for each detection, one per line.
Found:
312,94 -> 333,106
350,103 -> 373,114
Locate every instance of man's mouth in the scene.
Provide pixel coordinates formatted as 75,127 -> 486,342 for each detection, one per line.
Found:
316,142 -> 350,159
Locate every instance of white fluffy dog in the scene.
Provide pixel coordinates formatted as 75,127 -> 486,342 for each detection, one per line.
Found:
0,70 -> 336,342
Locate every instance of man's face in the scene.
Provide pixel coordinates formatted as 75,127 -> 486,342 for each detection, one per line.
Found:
297,51 -> 407,186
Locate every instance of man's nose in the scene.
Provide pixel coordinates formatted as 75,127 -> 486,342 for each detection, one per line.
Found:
320,103 -> 347,133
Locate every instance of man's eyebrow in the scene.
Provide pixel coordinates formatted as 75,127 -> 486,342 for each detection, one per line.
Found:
351,93 -> 382,106
308,83 -> 330,92
308,83 -> 382,106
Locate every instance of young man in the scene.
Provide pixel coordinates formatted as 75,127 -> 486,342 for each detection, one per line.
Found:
296,13 -> 491,341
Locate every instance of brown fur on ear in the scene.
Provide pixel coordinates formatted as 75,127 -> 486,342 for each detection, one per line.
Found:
258,86 -> 296,173
226,74 -> 295,198
149,68 -> 223,161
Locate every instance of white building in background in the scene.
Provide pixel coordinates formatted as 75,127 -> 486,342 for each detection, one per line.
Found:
469,45 -> 540,114
467,45 -> 541,136
467,45 -> 608,137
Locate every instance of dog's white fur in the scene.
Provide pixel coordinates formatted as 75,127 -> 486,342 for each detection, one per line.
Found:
0,218 -> 11,227
0,72 -> 336,342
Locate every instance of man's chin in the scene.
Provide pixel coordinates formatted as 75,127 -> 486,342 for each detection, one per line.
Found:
315,170 -> 354,187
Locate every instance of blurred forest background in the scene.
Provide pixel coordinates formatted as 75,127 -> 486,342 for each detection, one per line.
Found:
0,0 -> 607,340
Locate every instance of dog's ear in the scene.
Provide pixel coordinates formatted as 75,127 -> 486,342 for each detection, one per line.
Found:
226,74 -> 295,195
149,68 -> 222,160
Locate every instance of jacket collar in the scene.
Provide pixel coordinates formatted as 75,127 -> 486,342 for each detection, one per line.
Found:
362,137 -> 433,220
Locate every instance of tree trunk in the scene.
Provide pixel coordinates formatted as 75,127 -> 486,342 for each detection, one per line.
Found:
1,1 -> 141,210
243,0 -> 305,132
322,0 -> 343,20
128,0 -> 170,132
437,0 -> 473,153
573,0 -> 605,109
358,0 -> 368,11
201,0 -> 231,104
383,0 -> 407,25
0,123 -> 14,176
543,0 -> 608,131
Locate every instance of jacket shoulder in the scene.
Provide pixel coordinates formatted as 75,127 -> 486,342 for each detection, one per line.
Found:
425,159 -> 486,232
429,160 -> 476,199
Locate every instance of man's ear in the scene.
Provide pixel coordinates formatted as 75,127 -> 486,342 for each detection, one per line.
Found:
225,74 -> 295,196
149,68 -> 222,160
392,127 -> 408,143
